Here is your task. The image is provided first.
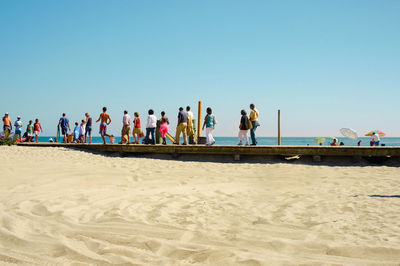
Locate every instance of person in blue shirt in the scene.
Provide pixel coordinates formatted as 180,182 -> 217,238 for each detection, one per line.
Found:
58,113 -> 70,143
14,116 -> 23,142
73,122 -> 80,143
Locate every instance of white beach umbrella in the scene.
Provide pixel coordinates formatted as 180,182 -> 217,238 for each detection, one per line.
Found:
340,128 -> 358,140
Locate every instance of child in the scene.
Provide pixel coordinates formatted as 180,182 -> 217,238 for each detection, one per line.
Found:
26,120 -> 34,142
79,120 -> 86,143
34,119 -> 43,143
132,112 -> 143,144
73,122 -> 80,143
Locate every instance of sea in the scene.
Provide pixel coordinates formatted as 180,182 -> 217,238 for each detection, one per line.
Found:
35,136 -> 400,146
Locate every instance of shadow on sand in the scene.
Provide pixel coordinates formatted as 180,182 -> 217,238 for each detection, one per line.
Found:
64,146 -> 400,167
369,195 -> 400,198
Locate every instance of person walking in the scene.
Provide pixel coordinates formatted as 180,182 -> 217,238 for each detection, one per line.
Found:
175,107 -> 188,145
121,110 -> 131,144
132,112 -> 143,144
58,113 -> 70,143
159,111 -> 169,145
85,113 -> 92,144
96,107 -> 112,144
145,109 -> 157,144
156,117 -> 162,144
202,107 -> 216,146
2,112 -> 12,134
186,106 -> 195,144
249,104 -> 260,145
238,110 -> 250,145
14,116 -> 23,142
26,120 -> 34,142
34,119 -> 43,143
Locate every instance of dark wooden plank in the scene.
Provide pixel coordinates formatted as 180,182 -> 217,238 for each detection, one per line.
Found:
16,142 -> 400,157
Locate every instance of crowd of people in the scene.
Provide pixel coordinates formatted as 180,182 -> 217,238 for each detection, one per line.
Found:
1,112 -> 43,143
327,133 -> 381,147
2,104 -> 261,146
1,105 -> 386,147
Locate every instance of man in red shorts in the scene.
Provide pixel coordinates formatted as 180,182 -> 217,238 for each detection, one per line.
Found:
96,107 -> 112,144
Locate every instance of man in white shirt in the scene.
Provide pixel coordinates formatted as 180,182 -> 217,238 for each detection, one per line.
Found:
121,110 -> 131,144
186,106 -> 195,144
14,116 -> 23,142
145,109 -> 157,144
372,132 -> 380,146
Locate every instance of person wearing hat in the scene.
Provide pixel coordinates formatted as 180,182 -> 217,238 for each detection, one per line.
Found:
2,112 -> 12,134
14,116 -> 23,141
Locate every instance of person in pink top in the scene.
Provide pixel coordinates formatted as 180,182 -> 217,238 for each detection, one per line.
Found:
159,111 -> 169,145
34,119 -> 43,143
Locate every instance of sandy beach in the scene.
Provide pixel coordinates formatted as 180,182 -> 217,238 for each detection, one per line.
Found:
0,146 -> 399,265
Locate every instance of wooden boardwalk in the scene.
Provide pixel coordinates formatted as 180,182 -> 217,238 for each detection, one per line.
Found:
16,142 -> 400,162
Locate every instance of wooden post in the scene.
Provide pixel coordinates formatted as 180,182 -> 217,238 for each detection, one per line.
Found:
278,110 -> 281,145
197,101 -> 202,139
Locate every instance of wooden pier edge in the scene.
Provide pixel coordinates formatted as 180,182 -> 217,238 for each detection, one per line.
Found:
16,142 -> 400,161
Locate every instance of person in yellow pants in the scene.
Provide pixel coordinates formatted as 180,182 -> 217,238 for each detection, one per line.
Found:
186,106 -> 195,144
175,107 -> 188,145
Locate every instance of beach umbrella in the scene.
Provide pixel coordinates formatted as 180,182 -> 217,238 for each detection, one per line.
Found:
340,128 -> 358,140
314,137 -> 326,144
365,130 -> 386,137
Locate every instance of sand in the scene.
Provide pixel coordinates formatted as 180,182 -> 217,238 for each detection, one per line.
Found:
0,146 -> 399,265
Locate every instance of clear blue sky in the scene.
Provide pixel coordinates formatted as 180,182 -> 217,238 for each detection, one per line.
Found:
1,0 -> 399,137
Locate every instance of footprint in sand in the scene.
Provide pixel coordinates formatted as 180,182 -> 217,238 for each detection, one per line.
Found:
31,204 -> 52,216
126,175 -> 141,182
180,230 -> 195,242
143,239 -> 162,253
